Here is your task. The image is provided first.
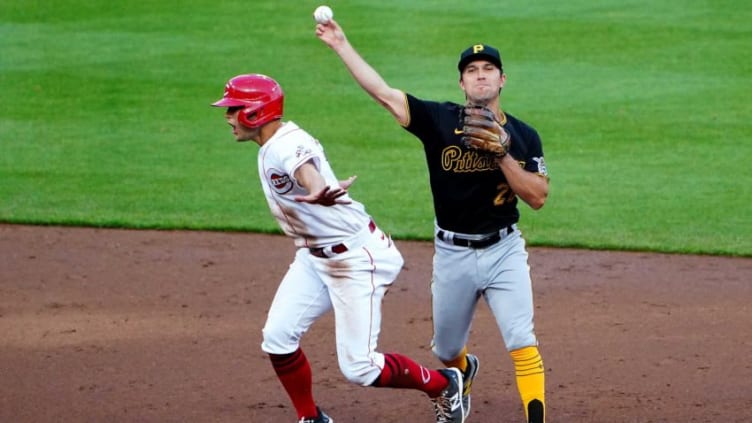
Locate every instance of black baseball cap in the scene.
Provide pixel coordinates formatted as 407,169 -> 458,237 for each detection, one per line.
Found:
458,44 -> 503,72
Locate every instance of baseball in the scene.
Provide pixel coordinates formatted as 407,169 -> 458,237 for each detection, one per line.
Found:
313,5 -> 333,24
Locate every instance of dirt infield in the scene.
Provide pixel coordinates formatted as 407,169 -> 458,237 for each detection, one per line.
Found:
1,224 -> 750,423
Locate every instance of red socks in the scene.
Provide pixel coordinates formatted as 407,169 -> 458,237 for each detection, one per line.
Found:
373,353 -> 448,397
269,349 -> 317,419
270,349 -> 450,421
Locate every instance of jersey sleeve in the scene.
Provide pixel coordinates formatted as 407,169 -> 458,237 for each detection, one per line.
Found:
519,125 -> 548,177
277,136 -> 323,188
403,94 -> 443,142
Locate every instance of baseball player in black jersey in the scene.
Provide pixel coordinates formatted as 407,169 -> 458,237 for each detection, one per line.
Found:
317,18 -> 549,423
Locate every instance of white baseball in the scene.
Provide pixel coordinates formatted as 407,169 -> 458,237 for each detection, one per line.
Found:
313,5 -> 333,24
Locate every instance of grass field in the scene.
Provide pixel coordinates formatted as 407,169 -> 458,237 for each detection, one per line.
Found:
1,0 -> 750,256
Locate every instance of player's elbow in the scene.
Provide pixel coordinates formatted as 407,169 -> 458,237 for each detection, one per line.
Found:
524,191 -> 548,210
529,194 -> 546,210
528,177 -> 549,210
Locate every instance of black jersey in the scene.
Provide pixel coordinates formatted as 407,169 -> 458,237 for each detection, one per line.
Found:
403,93 -> 547,234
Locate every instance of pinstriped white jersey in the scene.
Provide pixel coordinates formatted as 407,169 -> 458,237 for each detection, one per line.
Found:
257,121 -> 370,248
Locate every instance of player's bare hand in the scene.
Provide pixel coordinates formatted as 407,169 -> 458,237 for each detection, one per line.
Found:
294,185 -> 352,206
315,18 -> 346,48
339,175 -> 357,190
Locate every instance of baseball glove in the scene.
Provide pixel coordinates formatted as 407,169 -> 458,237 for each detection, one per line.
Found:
460,105 -> 510,157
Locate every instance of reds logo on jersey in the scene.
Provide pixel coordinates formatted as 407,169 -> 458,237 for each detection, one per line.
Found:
267,168 -> 293,194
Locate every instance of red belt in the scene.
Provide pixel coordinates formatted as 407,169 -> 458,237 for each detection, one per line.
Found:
309,220 -> 376,258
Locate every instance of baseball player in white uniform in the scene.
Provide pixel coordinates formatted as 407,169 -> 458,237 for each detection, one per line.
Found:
211,73 -> 466,423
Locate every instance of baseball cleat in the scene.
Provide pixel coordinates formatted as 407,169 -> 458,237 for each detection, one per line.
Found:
462,354 -> 479,419
298,407 -> 333,423
431,367 -> 465,423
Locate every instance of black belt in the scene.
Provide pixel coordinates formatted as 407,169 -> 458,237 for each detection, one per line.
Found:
309,220 -> 376,258
436,225 -> 513,249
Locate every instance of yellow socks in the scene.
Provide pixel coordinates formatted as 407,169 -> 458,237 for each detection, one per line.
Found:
510,346 -> 545,422
443,346 -> 469,372
441,345 -> 545,421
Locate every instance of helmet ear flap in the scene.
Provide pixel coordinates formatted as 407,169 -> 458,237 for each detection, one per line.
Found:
236,98 -> 283,128
238,105 -> 259,128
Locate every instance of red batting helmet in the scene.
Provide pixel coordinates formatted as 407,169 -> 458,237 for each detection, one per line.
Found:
211,74 -> 284,128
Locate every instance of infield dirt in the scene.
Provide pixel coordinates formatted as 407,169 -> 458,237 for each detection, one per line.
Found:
1,224 -> 750,422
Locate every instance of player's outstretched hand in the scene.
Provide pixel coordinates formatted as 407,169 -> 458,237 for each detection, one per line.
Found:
315,18 -> 345,48
295,185 -> 352,206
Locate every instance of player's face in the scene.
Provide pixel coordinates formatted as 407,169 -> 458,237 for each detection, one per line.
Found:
225,107 -> 258,142
460,61 -> 505,104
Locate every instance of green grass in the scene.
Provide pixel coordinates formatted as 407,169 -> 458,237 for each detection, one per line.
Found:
1,0 -> 750,256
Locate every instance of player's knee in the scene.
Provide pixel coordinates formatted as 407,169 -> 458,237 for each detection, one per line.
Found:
261,322 -> 301,354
